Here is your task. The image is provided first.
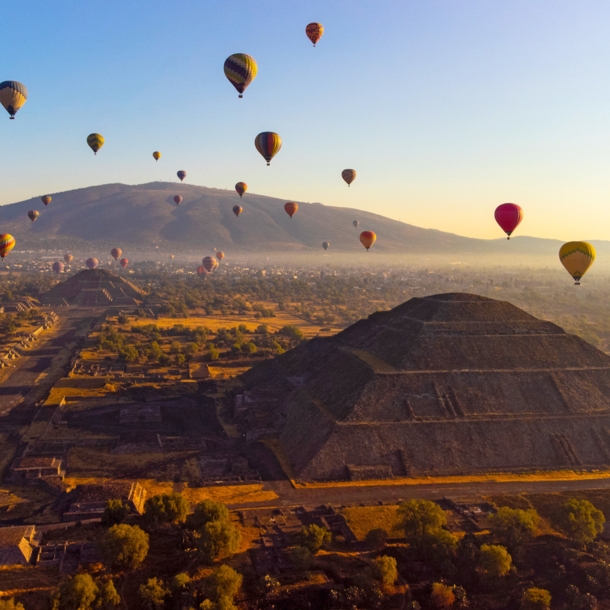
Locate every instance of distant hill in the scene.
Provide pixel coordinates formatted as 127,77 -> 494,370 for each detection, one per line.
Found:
0,182 -> 608,259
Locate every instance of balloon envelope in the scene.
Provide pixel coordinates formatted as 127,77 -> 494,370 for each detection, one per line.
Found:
360,231 -> 376,251
216,251 -> 225,261
52,262 -> 64,274
322,241 -> 329,250
197,265 -> 208,277
284,202 -> 298,218
255,132 -> 282,165
559,241 -> 596,285
64,254 -> 74,264
86,257 -> 98,269
153,151 -> 161,161
87,133 -> 104,155
232,205 -> 243,218
111,248 -> 122,261
41,196 -> 52,206
306,22 -> 324,46
0,81 -> 27,119
494,203 -> 523,239
342,169 -> 356,186
0,234 -> 15,258
353,220 -> 359,228
28,210 -> 39,222
173,195 -> 183,205
119,258 -> 128,269
235,182 -> 247,198
224,53 -> 258,98
177,170 -> 186,182
202,256 -> 219,273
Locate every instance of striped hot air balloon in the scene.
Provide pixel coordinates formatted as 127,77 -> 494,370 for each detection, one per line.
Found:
111,248 -> 122,261
342,169 -> 356,187
235,182 -> 247,198
559,241 -> 596,285
232,205 -> 243,218
255,132 -> 282,166
119,258 -> 128,269
152,151 -> 161,161
177,170 -> 186,182
0,81 -> 27,119
305,23 -> 324,47
0,234 -> 15,258
87,133 -> 104,155
173,195 -> 182,205
64,254 -> 74,264
41,196 -> 52,206
224,53 -> 258,98
86,257 -> 98,269
52,262 -> 64,274
28,210 -> 39,222
202,256 -> 219,273
360,231 -> 376,251
284,202 -> 298,218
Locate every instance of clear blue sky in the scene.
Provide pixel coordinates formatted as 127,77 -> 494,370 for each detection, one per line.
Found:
1,0 -> 610,240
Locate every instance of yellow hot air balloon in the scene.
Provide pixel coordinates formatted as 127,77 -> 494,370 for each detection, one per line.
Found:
87,133 -> 104,155
0,81 -> 27,119
0,234 -> 16,259
255,132 -> 282,165
559,241 -> 596,285
359,231 -> 377,251
153,151 -> 161,161
224,53 -> 258,98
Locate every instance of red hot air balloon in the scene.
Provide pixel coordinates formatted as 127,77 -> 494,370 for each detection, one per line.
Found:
177,171 -> 186,182
216,251 -> 225,261
202,256 -> 219,273
86,257 -> 98,269
119,258 -> 128,269
111,247 -> 122,261
232,205 -> 243,218
284,202 -> 298,218
64,254 -> 74,264
173,195 -> 182,205
197,265 -> 208,277
235,182 -> 247,198
41,196 -> 52,206
494,203 -> 523,240
359,231 -> 377,251
28,210 -> 39,222
52,261 -> 64,274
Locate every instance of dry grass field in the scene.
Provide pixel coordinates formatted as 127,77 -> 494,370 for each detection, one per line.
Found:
340,505 -> 403,540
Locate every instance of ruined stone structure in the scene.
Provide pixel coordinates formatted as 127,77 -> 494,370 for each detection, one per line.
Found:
40,268 -> 145,306
240,293 -> 610,481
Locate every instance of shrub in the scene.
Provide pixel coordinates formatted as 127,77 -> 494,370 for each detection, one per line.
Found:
371,555 -> 398,586
478,544 -> 512,579
51,574 -> 98,610
289,545 -> 312,570
489,507 -> 539,549
296,524 -> 331,554
521,587 -> 551,610
199,520 -> 241,562
139,578 -> 169,610
101,499 -> 129,526
187,499 -> 229,530
144,493 -> 190,524
555,498 -> 605,547
398,499 -> 448,549
430,582 -> 455,609
101,524 -> 149,570
0,601 -> 25,610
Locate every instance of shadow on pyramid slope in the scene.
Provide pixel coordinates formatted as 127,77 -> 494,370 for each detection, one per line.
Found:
239,293 -> 610,481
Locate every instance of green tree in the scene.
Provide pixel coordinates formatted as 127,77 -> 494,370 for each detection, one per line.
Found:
205,565 -> 243,602
555,498 -> 605,546
187,499 -> 229,530
200,598 -> 237,610
117,314 -> 128,325
101,524 -> 149,570
365,528 -> 388,551
371,555 -> 398,586
199,520 -> 241,562
279,324 -> 304,342
52,574 -> 98,610
289,545 -> 312,571
0,600 -> 25,610
430,582 -> 455,609
139,578 -> 169,610
478,544 -> 512,579
489,507 -> 539,549
96,580 -> 121,610
144,493 -> 190,524
296,524 -> 331,554
101,499 -> 129,527
521,587 -> 551,610
398,499 -> 448,549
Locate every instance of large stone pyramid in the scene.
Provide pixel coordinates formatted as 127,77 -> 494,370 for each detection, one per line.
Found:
40,269 -> 146,306
240,293 -> 610,481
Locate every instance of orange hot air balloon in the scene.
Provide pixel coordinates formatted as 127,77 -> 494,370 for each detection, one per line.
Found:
0,234 -> 15,259
174,195 -> 182,205
306,22 -> 324,46
216,251 -> 225,261
284,202 -> 298,218
235,182 -> 247,198
111,247 -> 122,261
202,256 -> 219,273
197,265 -> 208,277
152,151 -> 161,161
64,254 -> 74,264
86,257 -> 98,269
359,231 -> 376,251
41,196 -> 52,206
232,205 -> 243,218
342,169 -> 356,187
119,258 -> 128,269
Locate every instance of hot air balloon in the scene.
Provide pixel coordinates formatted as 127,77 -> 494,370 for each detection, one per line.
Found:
87,133 -> 104,155
306,23 -> 324,47
197,265 -> 208,277
52,261 -> 64,274
216,251 -> 225,261
111,248 -> 122,261
173,195 -> 183,206
559,241 -> 596,285
0,81 -> 27,119
64,254 -> 74,264
494,203 -> 523,239
153,151 -> 161,161
235,182 -> 247,198
342,169 -> 356,187
119,258 -> 128,269
41,196 -> 52,206
232,205 -> 243,218
360,231 -> 376,251
224,53 -> 258,98
177,171 -> 186,182
28,210 -> 39,222
0,234 -> 15,259
322,241 -> 329,251
353,220 -> 359,228
284,202 -> 298,218
255,132 -> 282,166
202,256 -> 219,273
86,257 -> 98,269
